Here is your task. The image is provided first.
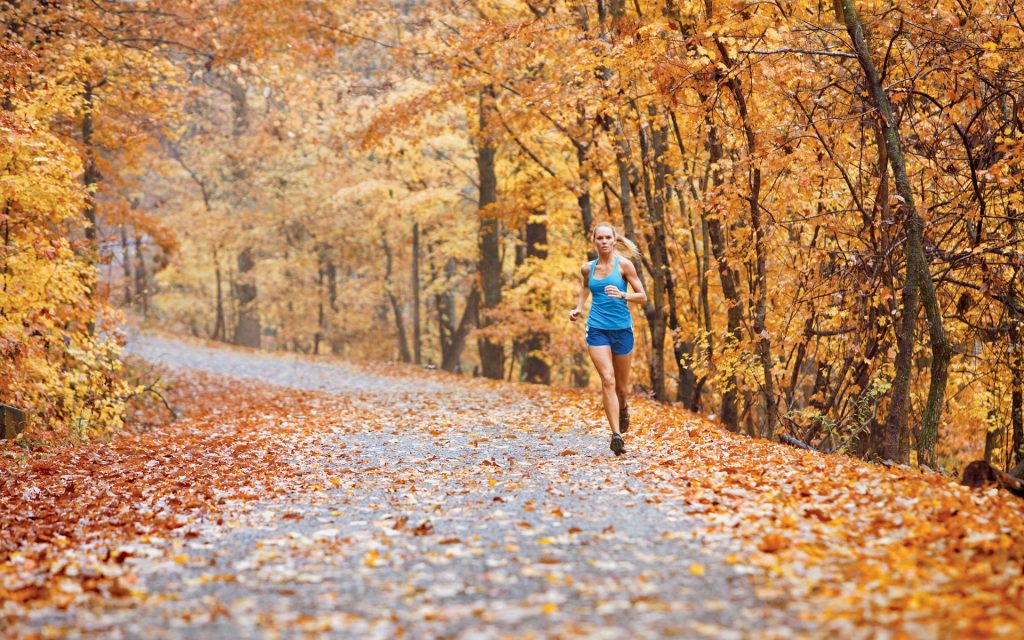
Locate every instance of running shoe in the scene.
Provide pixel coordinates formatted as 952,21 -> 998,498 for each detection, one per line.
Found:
610,433 -> 625,456
619,406 -> 629,433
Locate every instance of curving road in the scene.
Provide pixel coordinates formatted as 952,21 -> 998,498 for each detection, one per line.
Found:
18,334 -> 795,639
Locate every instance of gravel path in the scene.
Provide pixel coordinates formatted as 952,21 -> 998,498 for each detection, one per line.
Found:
22,334 -> 793,638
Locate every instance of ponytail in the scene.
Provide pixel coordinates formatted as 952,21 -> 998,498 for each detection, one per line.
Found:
591,222 -> 641,261
616,235 -> 641,262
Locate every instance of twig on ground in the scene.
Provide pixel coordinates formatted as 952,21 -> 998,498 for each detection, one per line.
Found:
780,432 -> 820,453
140,382 -> 179,421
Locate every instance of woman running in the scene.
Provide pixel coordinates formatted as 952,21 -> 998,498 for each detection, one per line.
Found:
568,222 -> 647,455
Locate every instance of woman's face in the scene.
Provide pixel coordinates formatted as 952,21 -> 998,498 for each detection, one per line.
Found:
593,226 -> 616,255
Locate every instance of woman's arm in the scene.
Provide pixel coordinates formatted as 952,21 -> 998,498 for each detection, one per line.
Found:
618,258 -> 648,305
568,262 -> 591,322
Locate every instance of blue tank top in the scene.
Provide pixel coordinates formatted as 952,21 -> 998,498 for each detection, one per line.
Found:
587,256 -> 632,330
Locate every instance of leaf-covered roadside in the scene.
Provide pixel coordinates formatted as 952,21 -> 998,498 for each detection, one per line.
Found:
3,348 -> 1023,637
635,407 -> 1024,637
2,348 -> 785,638
0,367 -> 356,615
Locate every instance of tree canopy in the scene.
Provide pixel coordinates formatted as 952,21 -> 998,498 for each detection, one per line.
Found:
3,0 -> 1024,473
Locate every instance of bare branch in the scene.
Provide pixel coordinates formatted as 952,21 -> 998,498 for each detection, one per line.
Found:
739,48 -> 857,59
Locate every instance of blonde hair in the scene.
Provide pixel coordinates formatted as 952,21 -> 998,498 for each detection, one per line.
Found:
591,222 -> 641,261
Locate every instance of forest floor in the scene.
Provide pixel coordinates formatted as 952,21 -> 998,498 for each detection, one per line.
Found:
2,333 -> 1023,639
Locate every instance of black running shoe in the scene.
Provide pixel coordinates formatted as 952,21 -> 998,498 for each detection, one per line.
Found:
610,433 -> 625,456
619,406 -> 629,434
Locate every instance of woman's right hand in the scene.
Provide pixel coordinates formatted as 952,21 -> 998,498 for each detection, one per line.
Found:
568,308 -> 581,322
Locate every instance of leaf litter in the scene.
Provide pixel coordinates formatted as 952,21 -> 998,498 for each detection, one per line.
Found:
1,335 -> 1022,638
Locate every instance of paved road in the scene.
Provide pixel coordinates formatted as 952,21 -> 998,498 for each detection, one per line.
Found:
20,335 -> 792,638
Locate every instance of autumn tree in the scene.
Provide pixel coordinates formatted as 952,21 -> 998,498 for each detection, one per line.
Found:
13,0 -> 1024,474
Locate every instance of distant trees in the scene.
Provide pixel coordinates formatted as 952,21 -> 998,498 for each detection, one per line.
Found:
9,0 -> 1024,469
144,0 -> 1024,471
1,1 -> 191,438
331,0 -> 1024,470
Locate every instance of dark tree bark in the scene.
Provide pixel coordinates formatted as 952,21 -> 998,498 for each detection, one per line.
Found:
230,271 -> 259,346
703,117 -> 743,432
884,261 -> 919,462
665,114 -> 703,410
381,235 -> 411,363
120,225 -> 132,306
434,257 -> 456,367
226,77 -> 260,348
608,0 -> 626,21
984,419 -> 1001,466
636,104 -> 671,401
82,80 -> 98,246
233,246 -> 260,348
715,43 -> 777,439
841,0 -> 951,465
442,288 -> 480,373
477,87 -> 504,379
1011,322 -> 1023,468
866,122 -> 894,459
667,197 -> 698,407
694,211 -> 713,410
695,1 -> 742,433
314,246 -> 328,356
77,78 -> 101,336
615,125 -> 639,246
134,234 -> 148,317
1,403 -> 28,440
521,217 -> 551,384
212,248 -> 226,342
685,2 -> 741,426
325,257 -> 338,312
412,222 -> 422,365
575,107 -> 594,242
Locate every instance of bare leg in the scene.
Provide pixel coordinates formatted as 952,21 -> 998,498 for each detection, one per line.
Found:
613,352 -> 632,426
588,346 -> 620,435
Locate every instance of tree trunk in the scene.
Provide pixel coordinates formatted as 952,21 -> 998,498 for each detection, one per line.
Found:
435,257 -> 456,367
325,256 -> 338,312
134,235 -> 148,318
1,403 -> 28,440
314,253 -> 325,356
615,120 -> 639,246
233,246 -> 260,348
477,87 -> 504,379
693,207 -> 713,411
841,0 -> 951,465
120,225 -> 132,306
716,49 -> 777,439
442,288 -> 480,373
669,203 -> 698,406
381,235 -> 411,363
212,249 -> 226,342
637,104 -> 671,401
1011,322 -> 1023,468
224,77 -> 260,348
667,114 -> 700,407
669,107 -> 709,410
82,81 -> 98,246
984,420 -> 1001,466
575,108 -> 594,241
412,221 -> 422,365
703,116 -> 743,431
521,217 -> 551,384
867,123 -> 893,459
608,0 -> 626,21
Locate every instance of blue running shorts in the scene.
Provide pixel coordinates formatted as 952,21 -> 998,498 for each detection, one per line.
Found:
586,327 -> 634,355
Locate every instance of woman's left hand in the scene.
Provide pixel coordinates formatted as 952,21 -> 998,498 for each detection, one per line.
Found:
604,285 -> 625,299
